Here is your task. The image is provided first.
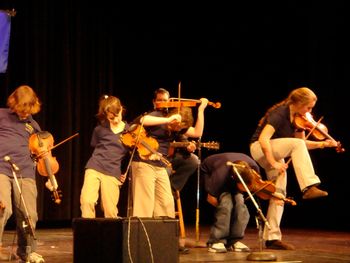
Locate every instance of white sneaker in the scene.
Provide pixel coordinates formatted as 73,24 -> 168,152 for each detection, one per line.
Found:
208,242 -> 227,253
233,241 -> 250,252
19,252 -> 45,263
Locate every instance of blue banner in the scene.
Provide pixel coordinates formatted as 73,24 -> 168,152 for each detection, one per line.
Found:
0,10 -> 11,73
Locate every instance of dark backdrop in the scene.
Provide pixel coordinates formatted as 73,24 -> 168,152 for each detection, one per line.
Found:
0,1 -> 349,231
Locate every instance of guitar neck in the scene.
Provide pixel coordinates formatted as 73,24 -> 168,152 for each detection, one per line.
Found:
170,141 -> 220,150
170,142 -> 190,148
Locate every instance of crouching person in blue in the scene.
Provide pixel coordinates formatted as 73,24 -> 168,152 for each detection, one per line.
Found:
201,152 -> 260,253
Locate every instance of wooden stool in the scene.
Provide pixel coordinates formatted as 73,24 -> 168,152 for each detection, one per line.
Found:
174,190 -> 186,238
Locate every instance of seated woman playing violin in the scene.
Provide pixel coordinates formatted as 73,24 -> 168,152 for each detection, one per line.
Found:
249,87 -> 339,250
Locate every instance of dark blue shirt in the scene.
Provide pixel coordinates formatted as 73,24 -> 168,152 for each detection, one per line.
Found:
250,104 -> 295,143
133,110 -> 179,167
0,108 -> 41,178
201,152 -> 260,197
85,122 -> 129,180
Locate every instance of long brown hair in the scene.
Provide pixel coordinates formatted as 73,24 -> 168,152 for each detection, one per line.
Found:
258,87 -> 317,126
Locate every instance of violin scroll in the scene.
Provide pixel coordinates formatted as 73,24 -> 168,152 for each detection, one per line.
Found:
208,101 -> 221,109
293,113 -> 345,153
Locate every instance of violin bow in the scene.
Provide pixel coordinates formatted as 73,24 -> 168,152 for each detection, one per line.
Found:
35,132 -> 79,159
284,116 -> 324,167
195,137 -> 201,244
177,81 -> 181,115
304,115 -> 324,140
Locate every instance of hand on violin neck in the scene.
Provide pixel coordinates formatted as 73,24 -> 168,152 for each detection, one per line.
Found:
326,139 -> 339,148
198,98 -> 209,110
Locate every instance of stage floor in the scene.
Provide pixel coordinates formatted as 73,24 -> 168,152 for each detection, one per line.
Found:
1,224 -> 349,263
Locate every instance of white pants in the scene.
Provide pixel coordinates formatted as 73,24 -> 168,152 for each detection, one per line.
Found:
131,161 -> 175,218
250,138 -> 321,241
80,169 -> 122,218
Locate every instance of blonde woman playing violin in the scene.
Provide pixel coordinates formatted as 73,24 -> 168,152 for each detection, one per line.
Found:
250,87 -> 338,251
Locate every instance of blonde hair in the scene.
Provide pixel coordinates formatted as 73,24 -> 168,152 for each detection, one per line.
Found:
96,95 -> 123,124
258,87 -> 317,127
286,87 -> 317,106
7,85 -> 41,115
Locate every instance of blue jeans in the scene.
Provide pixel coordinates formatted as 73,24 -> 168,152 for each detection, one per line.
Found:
207,192 -> 250,247
0,174 -> 38,259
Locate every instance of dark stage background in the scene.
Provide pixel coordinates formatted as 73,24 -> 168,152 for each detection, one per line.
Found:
0,1 -> 349,231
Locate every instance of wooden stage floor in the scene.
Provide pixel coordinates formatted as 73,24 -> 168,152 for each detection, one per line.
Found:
1,224 -> 349,263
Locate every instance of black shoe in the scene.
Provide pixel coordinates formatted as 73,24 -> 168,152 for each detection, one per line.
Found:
265,240 -> 295,250
179,246 -> 190,254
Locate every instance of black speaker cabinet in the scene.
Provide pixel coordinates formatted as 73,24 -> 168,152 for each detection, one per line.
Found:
72,217 -> 179,263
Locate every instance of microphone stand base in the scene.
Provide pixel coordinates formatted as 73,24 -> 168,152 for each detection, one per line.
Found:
247,251 -> 277,261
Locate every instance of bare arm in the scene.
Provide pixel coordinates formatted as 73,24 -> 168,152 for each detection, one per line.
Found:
184,98 -> 208,138
296,130 -> 338,150
140,114 -> 181,126
258,124 -> 288,173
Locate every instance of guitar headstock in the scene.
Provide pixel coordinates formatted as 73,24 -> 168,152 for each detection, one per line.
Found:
201,141 -> 220,150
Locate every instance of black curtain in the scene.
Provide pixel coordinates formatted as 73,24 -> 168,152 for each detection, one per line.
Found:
0,1 -> 349,230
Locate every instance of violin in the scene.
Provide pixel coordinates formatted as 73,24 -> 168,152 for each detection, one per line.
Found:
232,163 -> 296,206
294,112 -> 345,153
155,98 -> 221,109
165,106 -> 194,132
120,124 -> 172,167
29,131 -> 62,204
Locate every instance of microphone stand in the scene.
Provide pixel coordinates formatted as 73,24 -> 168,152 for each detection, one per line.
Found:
195,137 -> 201,245
9,165 -> 36,263
230,164 -> 276,261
